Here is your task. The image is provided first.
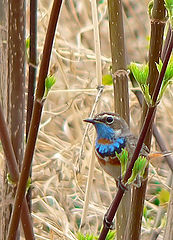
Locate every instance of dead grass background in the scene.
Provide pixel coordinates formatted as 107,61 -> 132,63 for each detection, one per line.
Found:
1,0 -> 173,239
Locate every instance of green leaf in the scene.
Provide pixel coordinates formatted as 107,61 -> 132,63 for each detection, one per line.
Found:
129,62 -> 149,85
148,1 -> 153,18
129,62 -> 153,104
102,74 -> 113,85
26,177 -> 31,191
26,37 -> 30,50
44,75 -> 56,97
106,231 -> 116,240
129,57 -> 173,104
143,205 -> 148,220
157,57 -> 173,100
116,149 -> 129,177
77,233 -> 96,240
127,156 -> 148,184
164,0 -> 173,26
142,84 -> 152,104
45,75 -> 56,91
153,198 -> 160,206
164,0 -> 173,8
7,173 -> 16,185
157,189 -> 170,206
98,0 -> 104,4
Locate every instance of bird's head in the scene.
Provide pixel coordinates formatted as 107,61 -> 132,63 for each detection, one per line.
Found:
84,112 -> 130,140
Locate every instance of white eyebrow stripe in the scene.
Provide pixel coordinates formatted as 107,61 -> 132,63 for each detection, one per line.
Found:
102,113 -> 120,121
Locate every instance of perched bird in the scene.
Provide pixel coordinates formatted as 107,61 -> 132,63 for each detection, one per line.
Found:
84,112 -> 149,181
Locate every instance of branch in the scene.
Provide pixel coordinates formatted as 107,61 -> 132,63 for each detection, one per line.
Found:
0,104 -> 35,239
7,1 -> 63,239
26,0 -> 38,213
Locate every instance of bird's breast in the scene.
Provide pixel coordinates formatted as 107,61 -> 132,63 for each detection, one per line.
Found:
95,137 -> 126,157
94,137 -> 126,179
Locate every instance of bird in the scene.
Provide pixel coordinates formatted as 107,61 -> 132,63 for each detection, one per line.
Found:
84,112 -> 149,181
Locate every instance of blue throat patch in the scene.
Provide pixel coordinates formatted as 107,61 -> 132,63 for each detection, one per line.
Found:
95,137 -> 126,157
94,122 -> 126,157
94,122 -> 115,140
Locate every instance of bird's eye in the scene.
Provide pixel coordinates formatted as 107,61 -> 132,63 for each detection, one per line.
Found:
106,116 -> 114,124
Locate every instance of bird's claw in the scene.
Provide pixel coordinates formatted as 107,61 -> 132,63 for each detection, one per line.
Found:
103,214 -> 115,230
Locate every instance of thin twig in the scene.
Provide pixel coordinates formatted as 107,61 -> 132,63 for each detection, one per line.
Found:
80,0 -> 103,227
77,86 -> 104,171
26,0 -> 38,213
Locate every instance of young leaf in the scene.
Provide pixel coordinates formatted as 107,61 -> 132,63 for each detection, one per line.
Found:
157,188 -> 170,206
164,0 -> 173,26
26,37 -> 30,51
156,57 -> 173,100
102,74 -> 113,85
127,156 -> 148,184
77,232 -> 96,240
7,173 -> 16,185
116,149 -> 129,177
44,75 -> 56,98
129,62 -> 148,85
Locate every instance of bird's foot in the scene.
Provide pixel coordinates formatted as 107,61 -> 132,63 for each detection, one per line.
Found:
103,214 -> 115,230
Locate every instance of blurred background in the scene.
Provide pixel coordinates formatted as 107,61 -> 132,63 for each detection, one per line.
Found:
23,0 -> 173,239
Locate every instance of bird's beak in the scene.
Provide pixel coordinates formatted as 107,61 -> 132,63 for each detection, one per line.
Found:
83,118 -> 96,124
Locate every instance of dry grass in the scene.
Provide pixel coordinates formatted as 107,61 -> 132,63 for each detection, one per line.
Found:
31,1 -> 173,239
1,0 -> 173,239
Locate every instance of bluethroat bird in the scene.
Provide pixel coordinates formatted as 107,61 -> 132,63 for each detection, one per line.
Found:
84,112 -> 149,181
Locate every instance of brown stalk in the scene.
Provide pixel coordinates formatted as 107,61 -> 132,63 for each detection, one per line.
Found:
7,1 -> 63,239
0,104 -> 35,239
8,0 -> 25,169
0,1 -> 8,238
107,0 -> 129,239
124,1 -> 166,239
26,0 -> 37,140
26,0 -> 38,212
107,0 -> 129,123
98,17 -> 173,240
6,1 -> 26,239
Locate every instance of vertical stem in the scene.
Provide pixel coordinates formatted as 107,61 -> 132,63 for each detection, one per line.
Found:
107,0 -> 126,72
26,0 -> 37,212
6,1 -> 26,239
112,70 -> 129,124
107,1 -> 129,240
161,25 -> 171,61
0,0 -> 8,238
8,0 -> 25,168
91,0 -> 102,86
108,0 -> 129,123
125,1 -> 166,240
0,104 -> 35,240
26,0 -> 37,139
80,0 -> 102,228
